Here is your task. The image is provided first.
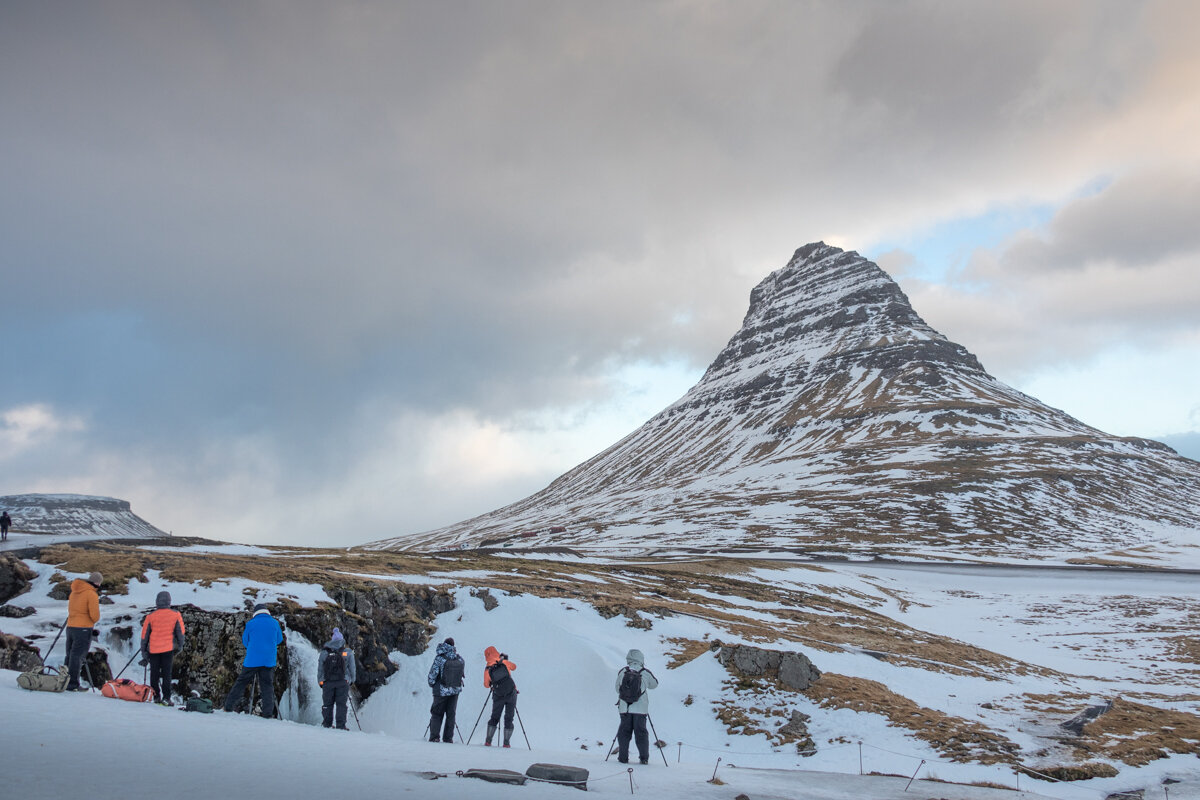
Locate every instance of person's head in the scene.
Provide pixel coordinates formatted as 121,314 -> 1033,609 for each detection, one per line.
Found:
87,572 -> 103,588
253,602 -> 269,614
331,627 -> 344,644
155,590 -> 171,608
444,637 -> 454,647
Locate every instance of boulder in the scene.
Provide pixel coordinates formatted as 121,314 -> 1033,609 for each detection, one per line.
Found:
1061,700 -> 1114,735
0,631 -> 43,672
715,643 -> 821,690
0,605 -> 35,618
0,555 -> 36,604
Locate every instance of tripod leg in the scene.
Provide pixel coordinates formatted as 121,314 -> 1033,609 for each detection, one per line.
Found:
647,715 -> 668,766
467,689 -> 491,744
605,729 -> 619,762
514,705 -> 531,750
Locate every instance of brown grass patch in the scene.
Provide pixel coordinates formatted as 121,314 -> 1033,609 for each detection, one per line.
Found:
1070,698 -> 1200,766
664,638 -> 714,669
804,673 -> 1020,764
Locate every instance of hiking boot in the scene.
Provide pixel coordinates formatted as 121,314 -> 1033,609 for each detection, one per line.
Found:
429,737 -> 440,743
639,758 -> 649,765
503,743 -> 511,748
69,686 -> 89,692
617,758 -> 628,764
503,726 -> 514,748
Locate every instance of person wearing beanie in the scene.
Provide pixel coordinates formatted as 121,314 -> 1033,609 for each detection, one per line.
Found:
426,637 -> 465,743
317,627 -> 357,730
139,590 -> 186,705
64,572 -> 103,691
482,646 -> 518,747
615,649 -> 659,765
222,602 -> 284,717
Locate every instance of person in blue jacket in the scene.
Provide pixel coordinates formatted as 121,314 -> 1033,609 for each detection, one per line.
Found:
222,603 -> 284,717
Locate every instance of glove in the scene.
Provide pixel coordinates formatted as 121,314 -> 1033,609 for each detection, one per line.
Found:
138,658 -> 149,667
319,681 -> 324,687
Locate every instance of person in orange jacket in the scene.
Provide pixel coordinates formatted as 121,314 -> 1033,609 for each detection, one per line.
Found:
140,591 -> 186,705
64,572 -> 102,691
482,645 -> 518,747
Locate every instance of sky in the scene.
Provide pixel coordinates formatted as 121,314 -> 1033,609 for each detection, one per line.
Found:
2,1 -> 1198,546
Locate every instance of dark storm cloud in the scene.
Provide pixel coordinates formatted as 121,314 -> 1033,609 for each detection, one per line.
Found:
2,1 -> 1196,543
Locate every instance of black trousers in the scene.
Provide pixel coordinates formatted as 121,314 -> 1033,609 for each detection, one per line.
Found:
322,681 -> 349,729
429,693 -> 459,741
64,627 -> 92,689
617,712 -> 649,763
147,651 -> 175,702
223,665 -> 276,717
488,690 -> 517,730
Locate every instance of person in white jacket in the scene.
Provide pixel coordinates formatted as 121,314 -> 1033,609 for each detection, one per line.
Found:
614,648 -> 659,764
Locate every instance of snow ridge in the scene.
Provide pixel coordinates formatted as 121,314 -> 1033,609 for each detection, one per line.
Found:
0,494 -> 167,538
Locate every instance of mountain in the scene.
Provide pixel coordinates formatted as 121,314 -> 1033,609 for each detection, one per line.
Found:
367,243 -> 1200,561
0,493 -> 167,538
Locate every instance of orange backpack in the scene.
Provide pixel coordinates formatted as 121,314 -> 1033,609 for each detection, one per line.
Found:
101,678 -> 154,703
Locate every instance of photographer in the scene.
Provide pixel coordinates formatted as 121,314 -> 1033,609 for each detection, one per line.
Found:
482,646 -> 518,747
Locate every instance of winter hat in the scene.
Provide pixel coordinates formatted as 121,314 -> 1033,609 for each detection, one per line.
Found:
443,637 -> 455,647
253,602 -> 268,612
87,571 -> 103,587
331,627 -> 344,643
155,591 -> 171,608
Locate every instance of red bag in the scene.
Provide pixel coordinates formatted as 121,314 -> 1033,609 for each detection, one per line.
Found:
101,678 -> 154,703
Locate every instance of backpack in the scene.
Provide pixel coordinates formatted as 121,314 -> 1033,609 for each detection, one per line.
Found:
618,667 -> 643,706
184,696 -> 214,713
101,678 -> 154,703
17,665 -> 68,693
487,659 -> 515,695
439,655 -> 464,689
323,647 -> 346,682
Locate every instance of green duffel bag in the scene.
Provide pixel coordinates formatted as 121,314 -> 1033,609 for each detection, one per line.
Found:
184,696 -> 214,713
17,665 -> 69,693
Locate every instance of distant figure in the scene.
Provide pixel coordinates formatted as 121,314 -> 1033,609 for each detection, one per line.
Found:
222,603 -> 284,717
426,637 -> 465,743
482,645 -> 518,747
317,627 -> 357,730
0,511 -> 11,541
615,648 -> 659,765
65,572 -> 103,691
139,591 -> 186,705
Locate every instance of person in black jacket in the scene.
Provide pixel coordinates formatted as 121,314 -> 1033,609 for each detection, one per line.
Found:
317,627 -> 357,730
482,645 -> 518,747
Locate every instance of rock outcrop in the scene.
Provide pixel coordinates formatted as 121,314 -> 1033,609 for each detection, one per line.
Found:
0,554 -> 36,604
715,643 -> 821,691
0,494 -> 166,538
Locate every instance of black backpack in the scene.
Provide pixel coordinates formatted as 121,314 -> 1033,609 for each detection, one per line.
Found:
323,647 -> 346,682
618,667 -> 644,706
487,659 -> 515,695
440,655 -> 464,689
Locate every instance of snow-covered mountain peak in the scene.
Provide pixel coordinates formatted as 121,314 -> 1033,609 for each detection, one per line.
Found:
366,244 -> 1200,561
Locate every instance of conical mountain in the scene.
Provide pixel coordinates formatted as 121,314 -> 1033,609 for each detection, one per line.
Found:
369,243 -> 1200,561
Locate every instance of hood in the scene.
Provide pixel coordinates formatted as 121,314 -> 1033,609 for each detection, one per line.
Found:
625,649 -> 645,670
155,591 -> 171,608
69,578 -> 96,595
436,641 -> 457,659
324,636 -> 346,651
485,646 -> 501,665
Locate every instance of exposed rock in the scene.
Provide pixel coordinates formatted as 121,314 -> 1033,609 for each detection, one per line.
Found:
0,631 -> 43,672
0,605 -> 35,618
170,605 -> 291,707
471,588 -> 499,611
0,554 -> 37,604
48,582 -> 71,601
1104,791 -> 1142,800
777,709 -> 817,756
1061,700 -> 1115,735
1022,762 -> 1120,782
715,643 -> 821,691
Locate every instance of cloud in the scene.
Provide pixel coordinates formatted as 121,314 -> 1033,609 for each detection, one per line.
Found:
2,2 -> 1198,542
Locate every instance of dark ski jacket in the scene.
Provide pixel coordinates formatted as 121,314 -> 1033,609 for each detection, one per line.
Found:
318,634 -> 357,685
427,641 -> 465,696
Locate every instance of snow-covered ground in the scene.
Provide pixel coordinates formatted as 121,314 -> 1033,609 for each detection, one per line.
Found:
3,554 -> 1198,799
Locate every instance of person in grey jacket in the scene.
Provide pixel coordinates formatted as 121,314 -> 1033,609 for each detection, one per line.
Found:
317,627 -> 357,730
615,648 -> 659,764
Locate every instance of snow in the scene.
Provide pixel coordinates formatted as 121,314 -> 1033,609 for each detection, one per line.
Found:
4,557 -> 1199,799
